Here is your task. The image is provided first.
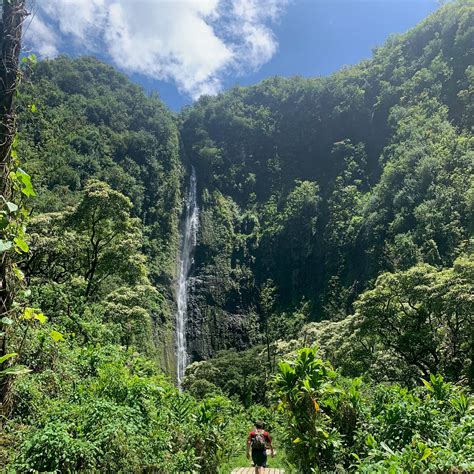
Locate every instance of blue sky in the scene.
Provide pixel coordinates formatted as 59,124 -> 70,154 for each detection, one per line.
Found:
28,0 -> 440,111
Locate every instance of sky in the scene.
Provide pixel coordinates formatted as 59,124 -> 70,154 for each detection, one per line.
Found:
25,0 -> 440,111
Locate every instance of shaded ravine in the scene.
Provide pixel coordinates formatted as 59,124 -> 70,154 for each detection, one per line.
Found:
175,167 -> 199,387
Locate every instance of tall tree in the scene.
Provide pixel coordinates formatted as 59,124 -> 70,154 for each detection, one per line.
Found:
0,0 -> 27,414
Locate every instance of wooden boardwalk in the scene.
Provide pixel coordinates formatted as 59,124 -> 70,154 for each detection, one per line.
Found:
231,469 -> 284,474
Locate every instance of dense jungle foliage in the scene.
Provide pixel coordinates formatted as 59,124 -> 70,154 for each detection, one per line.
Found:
182,0 -> 473,359
0,1 -> 473,472
16,57 -> 185,372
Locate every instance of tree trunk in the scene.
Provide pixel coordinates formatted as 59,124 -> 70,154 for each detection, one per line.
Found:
0,0 -> 27,418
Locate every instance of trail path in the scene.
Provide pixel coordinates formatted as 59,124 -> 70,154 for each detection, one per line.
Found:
231,469 -> 284,474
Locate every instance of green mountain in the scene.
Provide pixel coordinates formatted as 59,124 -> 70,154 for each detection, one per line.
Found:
180,0 -> 473,358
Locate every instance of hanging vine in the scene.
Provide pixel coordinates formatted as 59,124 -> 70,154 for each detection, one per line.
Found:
0,0 -> 31,414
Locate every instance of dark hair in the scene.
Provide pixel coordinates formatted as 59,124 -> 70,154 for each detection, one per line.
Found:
255,420 -> 264,429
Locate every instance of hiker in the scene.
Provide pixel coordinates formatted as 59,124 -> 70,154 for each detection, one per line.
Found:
246,420 -> 274,473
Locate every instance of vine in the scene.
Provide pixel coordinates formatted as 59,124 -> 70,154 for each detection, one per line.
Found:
0,0 -> 31,414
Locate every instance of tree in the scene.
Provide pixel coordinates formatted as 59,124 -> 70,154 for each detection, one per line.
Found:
355,255 -> 474,383
273,348 -> 348,472
24,181 -> 149,343
64,180 -> 146,299
0,0 -> 28,416
260,279 -> 276,370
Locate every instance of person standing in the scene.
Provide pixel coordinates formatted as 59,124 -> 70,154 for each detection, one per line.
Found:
246,420 -> 274,473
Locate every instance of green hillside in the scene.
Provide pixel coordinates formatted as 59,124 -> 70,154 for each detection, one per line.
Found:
0,1 -> 472,472
180,0 -> 473,359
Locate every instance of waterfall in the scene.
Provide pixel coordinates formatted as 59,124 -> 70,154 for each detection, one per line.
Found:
175,167 -> 198,387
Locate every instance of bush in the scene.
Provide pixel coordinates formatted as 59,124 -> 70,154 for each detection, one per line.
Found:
273,348 -> 474,473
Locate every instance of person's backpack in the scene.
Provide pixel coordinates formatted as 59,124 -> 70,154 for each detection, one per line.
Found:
252,430 -> 267,450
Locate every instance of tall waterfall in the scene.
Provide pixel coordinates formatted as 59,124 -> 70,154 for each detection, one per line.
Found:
175,167 -> 198,387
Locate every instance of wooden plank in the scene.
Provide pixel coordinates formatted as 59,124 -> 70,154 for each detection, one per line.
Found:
232,468 -> 285,474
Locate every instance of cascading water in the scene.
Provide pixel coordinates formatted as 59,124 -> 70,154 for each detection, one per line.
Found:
175,167 -> 199,387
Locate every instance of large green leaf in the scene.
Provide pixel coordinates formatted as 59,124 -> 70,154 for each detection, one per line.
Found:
50,329 -> 65,342
34,312 -> 47,324
15,168 -> 36,197
0,353 -> 17,364
0,365 -> 31,377
5,201 -> 18,213
14,236 -> 29,253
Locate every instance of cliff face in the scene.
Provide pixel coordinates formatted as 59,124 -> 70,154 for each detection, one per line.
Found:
183,187 -> 262,360
181,1 -> 474,360
187,274 -> 260,360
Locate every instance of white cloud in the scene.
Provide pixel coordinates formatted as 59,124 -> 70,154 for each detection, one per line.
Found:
26,0 -> 290,99
103,1 -> 232,98
41,0 -> 108,44
25,13 -> 59,57
239,23 -> 277,69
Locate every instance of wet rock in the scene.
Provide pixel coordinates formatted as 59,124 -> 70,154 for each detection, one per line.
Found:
186,271 -> 260,361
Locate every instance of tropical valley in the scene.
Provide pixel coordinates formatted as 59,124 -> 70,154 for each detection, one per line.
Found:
0,1 -> 473,472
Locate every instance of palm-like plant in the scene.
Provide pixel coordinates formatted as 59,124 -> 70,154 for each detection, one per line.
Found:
273,348 -> 347,472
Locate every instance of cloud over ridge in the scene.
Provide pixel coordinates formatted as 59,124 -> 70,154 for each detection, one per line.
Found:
26,0 -> 290,99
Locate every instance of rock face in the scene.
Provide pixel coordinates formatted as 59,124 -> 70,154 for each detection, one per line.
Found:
186,272 -> 260,361
182,186 -> 262,362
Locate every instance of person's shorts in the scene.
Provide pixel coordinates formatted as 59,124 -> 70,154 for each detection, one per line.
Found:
252,449 -> 267,467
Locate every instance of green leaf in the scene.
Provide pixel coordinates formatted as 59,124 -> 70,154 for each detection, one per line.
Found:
50,330 -> 65,342
14,236 -> 29,253
6,201 -> 18,213
23,307 -> 34,320
1,317 -> 13,325
0,353 -> 17,364
15,168 -> 36,197
21,54 -> 36,64
0,240 -> 12,252
365,434 -> 377,449
420,448 -> 432,461
421,378 -> 434,392
380,442 -> 395,455
34,312 -> 47,324
13,265 -> 25,281
0,365 -> 31,377
30,104 -> 37,113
